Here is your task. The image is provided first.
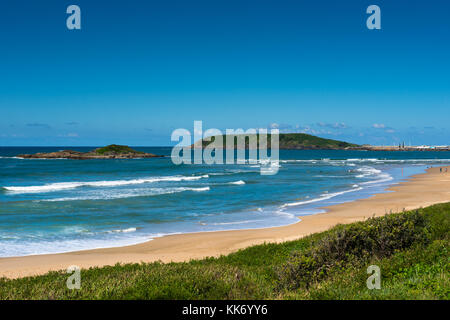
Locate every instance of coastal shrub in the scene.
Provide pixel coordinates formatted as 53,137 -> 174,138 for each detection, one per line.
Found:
278,210 -> 431,290
283,239 -> 449,300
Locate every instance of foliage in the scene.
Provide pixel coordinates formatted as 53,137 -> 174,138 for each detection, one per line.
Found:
199,133 -> 359,149
278,210 -> 431,289
93,145 -> 144,155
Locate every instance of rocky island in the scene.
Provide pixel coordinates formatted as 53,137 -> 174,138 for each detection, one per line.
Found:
17,144 -> 164,159
193,133 -> 359,150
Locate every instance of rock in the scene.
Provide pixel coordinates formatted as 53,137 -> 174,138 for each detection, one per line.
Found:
17,145 -> 164,159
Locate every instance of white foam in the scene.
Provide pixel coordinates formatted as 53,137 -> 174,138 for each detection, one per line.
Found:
191,186 -> 210,192
280,187 -> 364,208
209,219 -> 264,226
38,186 -> 210,202
360,174 -> 393,185
107,227 -> 137,233
355,166 -> 382,177
354,166 -> 393,185
3,175 -> 209,194
229,180 -> 245,185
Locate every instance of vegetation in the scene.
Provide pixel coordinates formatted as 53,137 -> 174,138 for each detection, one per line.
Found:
0,203 -> 448,300
16,145 -> 162,159
278,210 -> 430,290
277,133 -> 359,149
93,144 -> 144,155
196,133 -> 359,149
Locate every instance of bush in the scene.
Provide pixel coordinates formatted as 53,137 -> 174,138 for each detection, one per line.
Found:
278,210 -> 430,289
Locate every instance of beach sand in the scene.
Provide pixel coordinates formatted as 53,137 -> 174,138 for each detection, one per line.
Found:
1,166 -> 449,279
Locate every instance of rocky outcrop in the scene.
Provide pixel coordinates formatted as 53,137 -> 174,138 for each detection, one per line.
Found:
17,145 -> 164,159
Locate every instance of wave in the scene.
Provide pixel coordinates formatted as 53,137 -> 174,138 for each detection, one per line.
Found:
0,235 -> 154,257
107,227 -> 137,233
360,174 -> 393,185
280,187 -> 364,208
355,166 -> 382,178
38,186 -> 210,202
0,156 -> 20,159
228,180 -> 245,185
208,219 -> 264,226
354,166 -> 393,185
3,175 -> 209,194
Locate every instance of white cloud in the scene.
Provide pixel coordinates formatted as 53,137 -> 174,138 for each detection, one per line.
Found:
317,122 -> 348,129
58,133 -> 79,138
269,123 -> 279,129
372,123 -> 385,129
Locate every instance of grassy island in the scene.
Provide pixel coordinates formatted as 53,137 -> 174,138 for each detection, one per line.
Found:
194,133 -> 360,150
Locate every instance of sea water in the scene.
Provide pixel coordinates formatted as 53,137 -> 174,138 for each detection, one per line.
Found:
1,147 -> 449,257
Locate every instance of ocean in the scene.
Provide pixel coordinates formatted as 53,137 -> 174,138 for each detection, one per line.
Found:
1,147 -> 450,257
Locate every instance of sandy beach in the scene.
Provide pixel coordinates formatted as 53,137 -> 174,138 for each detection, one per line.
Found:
1,165 -> 449,279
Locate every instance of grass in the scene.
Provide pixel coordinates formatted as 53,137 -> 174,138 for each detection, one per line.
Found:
0,203 -> 448,300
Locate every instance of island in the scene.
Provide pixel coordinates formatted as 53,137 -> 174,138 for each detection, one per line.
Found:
193,133 -> 359,150
17,144 -> 164,159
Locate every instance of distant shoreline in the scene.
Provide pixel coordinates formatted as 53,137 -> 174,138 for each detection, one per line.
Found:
1,165 -> 449,279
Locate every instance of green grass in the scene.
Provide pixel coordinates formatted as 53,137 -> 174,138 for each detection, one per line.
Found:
0,203 -> 448,300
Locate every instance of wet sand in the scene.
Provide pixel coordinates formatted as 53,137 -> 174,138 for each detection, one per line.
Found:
1,166 -> 449,279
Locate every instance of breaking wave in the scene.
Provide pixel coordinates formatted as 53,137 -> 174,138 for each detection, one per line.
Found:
3,175 -> 209,194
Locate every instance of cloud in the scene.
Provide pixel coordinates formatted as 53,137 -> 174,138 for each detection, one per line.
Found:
269,123 -> 279,129
317,122 -> 348,129
372,123 -> 385,129
296,126 -> 320,135
27,123 -> 51,129
268,123 -> 295,132
58,133 -> 79,138
265,122 -> 351,135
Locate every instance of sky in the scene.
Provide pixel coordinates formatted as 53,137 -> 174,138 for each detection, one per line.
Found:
0,0 -> 449,146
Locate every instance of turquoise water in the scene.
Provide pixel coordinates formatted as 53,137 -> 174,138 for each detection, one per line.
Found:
1,147 -> 449,257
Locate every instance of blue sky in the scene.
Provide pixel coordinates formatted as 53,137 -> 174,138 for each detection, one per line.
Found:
0,0 -> 449,146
